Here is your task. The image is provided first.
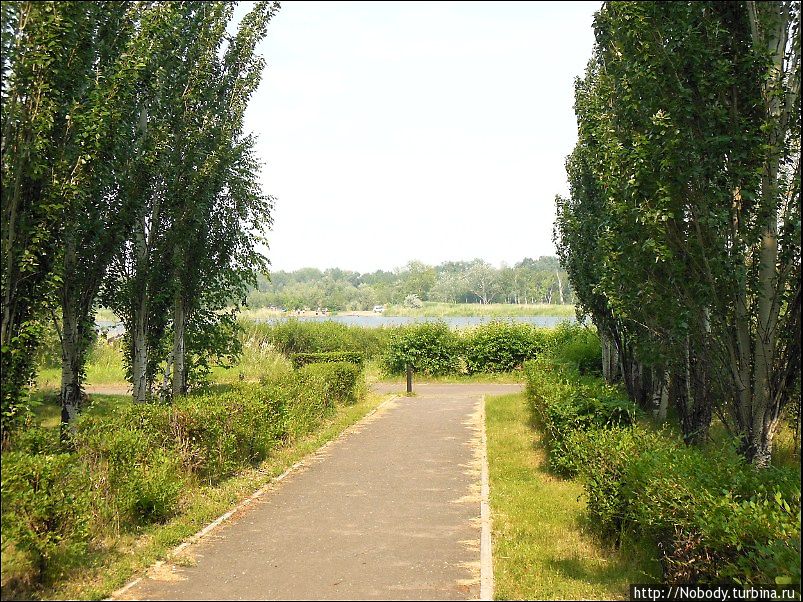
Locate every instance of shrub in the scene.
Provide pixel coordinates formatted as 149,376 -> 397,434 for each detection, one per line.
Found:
1,452 -> 91,583
296,362 -> 361,405
525,358 -> 637,476
541,323 -> 602,375
290,351 -> 364,369
463,321 -> 545,373
248,319 -> 389,358
403,294 -> 423,309
525,359 -> 802,585
383,322 -> 461,376
71,417 -> 186,525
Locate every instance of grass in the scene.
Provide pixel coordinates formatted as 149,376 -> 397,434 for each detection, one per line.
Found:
36,341 -> 126,390
234,306 -> 284,321
385,302 -> 576,318
485,392 -> 659,600
4,390 -> 388,600
208,345 -> 293,384
29,392 -> 129,429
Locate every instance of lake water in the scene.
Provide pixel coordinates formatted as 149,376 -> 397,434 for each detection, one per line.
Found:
97,315 -> 577,333
256,315 -> 576,328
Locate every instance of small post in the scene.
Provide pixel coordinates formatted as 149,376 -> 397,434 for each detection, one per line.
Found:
406,362 -> 413,394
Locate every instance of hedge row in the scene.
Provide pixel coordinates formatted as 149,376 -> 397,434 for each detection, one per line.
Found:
1,363 -> 362,585
383,321 -> 601,376
524,359 -> 801,585
290,351 -> 364,369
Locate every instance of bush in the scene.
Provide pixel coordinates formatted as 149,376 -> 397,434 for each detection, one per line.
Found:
248,319 -> 389,359
525,358 -> 637,476
291,351 -> 364,369
525,359 -> 802,585
2,365 -> 367,595
541,323 -> 602,375
463,322 -> 545,373
297,362 -> 361,405
1,452 -> 91,583
382,322 -> 462,376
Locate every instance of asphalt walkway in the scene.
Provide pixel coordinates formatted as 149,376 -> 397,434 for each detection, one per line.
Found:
116,383 -> 523,601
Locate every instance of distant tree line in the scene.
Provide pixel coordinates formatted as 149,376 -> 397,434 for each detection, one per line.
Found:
1,1 -> 277,440
556,1 -> 800,466
247,257 -> 574,311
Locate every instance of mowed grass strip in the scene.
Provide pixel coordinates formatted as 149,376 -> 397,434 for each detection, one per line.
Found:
485,392 -> 659,600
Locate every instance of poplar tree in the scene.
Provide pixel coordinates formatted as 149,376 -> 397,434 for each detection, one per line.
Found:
556,1 -> 800,464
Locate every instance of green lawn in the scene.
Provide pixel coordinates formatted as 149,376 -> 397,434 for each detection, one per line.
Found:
485,392 -> 659,600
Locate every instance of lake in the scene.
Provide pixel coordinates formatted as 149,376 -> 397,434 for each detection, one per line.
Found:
97,315 -> 578,334
255,315 -> 576,328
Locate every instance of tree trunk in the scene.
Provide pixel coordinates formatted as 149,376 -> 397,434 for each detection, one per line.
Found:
744,0 -> 790,466
657,370 -> 669,423
601,330 -> 611,382
131,293 -> 148,403
171,294 -> 186,398
60,300 -> 82,429
131,216 -> 149,403
555,270 -> 565,304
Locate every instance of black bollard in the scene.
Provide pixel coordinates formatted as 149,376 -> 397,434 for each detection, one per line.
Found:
406,363 -> 413,394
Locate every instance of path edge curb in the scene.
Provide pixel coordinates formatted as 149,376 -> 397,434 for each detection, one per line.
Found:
106,393 -> 399,601
480,395 -> 494,601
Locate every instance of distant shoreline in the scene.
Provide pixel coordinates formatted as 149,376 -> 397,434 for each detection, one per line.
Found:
96,303 -> 577,324
234,303 -> 576,321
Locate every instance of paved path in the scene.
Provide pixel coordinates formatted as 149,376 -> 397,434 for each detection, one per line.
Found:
116,383 -> 522,601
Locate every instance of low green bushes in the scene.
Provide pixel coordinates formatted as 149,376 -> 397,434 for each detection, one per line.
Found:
540,321 -> 602,375
296,362 -> 361,405
290,351 -> 364,369
463,322 -> 546,373
1,366 -> 363,588
525,358 -> 802,585
1,453 -> 92,583
382,322 -> 462,376
383,321 -> 597,377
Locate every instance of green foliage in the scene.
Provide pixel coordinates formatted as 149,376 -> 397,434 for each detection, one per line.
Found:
463,322 -> 545,373
290,351 -> 364,370
541,323 -> 602,375
556,1 -> 801,463
252,319 -> 389,359
382,322 -> 462,376
2,363 -> 364,591
1,452 -> 91,583
524,358 -> 638,476
383,321 -> 599,377
525,361 -> 802,585
246,257 -> 575,311
296,362 -> 361,405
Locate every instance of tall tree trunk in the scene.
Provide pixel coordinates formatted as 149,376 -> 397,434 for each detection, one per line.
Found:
657,369 -> 669,423
171,293 -> 186,398
131,291 -> 148,403
59,240 -> 94,429
601,330 -> 611,382
60,298 -> 82,428
555,270 -> 565,304
131,217 -> 149,403
745,0 -> 790,466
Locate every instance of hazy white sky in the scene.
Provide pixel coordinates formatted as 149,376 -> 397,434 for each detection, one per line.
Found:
239,1 -> 599,273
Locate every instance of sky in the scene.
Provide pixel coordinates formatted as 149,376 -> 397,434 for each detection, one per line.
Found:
237,1 -> 600,273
